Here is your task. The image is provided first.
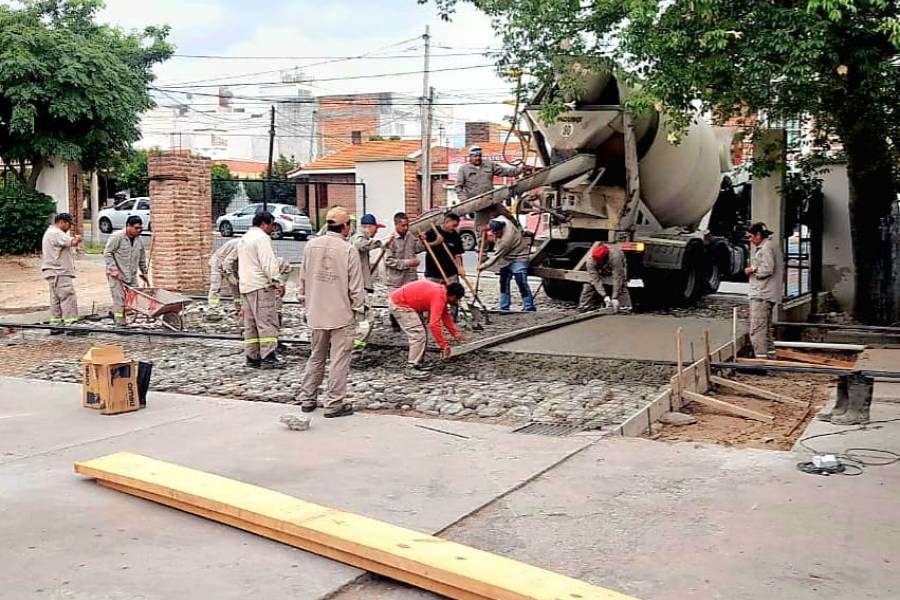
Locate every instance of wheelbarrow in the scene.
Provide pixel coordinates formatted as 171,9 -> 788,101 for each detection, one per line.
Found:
122,285 -> 193,331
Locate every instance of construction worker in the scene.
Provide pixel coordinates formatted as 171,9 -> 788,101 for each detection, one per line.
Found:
577,243 -> 632,312
383,211 -> 423,330
41,213 -> 83,333
104,215 -> 149,325
455,145 -> 524,202
351,213 -> 385,295
208,238 -> 241,307
421,212 -> 464,285
745,222 -> 784,358
238,211 -> 285,369
389,280 -> 466,379
479,217 -> 535,312
297,206 -> 366,418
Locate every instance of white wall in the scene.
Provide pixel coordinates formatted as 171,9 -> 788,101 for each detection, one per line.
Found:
35,161 -> 70,215
355,160 -> 406,236
820,163 -> 855,312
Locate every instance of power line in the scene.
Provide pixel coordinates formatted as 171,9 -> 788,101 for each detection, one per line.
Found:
170,51 -> 492,60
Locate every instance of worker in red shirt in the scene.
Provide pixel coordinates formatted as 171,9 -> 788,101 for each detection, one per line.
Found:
389,280 -> 466,379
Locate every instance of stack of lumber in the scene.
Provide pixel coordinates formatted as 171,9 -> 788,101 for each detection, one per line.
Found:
75,452 -> 637,600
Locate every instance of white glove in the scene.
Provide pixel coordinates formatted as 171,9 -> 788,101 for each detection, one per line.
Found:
611,299 -> 621,312
355,319 -> 371,341
603,296 -> 612,308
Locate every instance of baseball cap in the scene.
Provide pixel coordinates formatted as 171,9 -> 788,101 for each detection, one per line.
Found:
360,213 -> 385,228
748,222 -> 772,237
488,219 -> 505,232
468,145 -> 483,156
325,206 -> 351,225
591,244 -> 609,263
55,212 -> 74,224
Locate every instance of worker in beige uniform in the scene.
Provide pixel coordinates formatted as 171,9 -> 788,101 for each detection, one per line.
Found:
208,238 -> 241,307
479,217 -> 535,312
745,222 -> 784,358
41,213 -> 83,332
350,213 -> 385,347
238,211 -> 285,369
383,211 -> 423,330
455,145 -> 525,229
104,215 -> 149,325
577,243 -> 632,312
297,207 -> 366,418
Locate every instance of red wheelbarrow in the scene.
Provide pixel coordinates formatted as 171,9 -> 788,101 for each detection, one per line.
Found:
123,285 -> 193,331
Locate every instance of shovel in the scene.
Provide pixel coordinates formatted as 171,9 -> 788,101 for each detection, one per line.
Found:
419,230 -> 484,331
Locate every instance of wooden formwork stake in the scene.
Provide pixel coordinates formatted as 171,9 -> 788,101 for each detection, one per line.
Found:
732,306 -> 739,358
704,330 -> 713,388
674,327 -> 684,409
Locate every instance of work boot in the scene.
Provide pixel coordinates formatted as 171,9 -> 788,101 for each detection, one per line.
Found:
260,355 -> 286,370
413,361 -> 434,372
324,404 -> 354,418
49,328 -> 65,336
832,374 -> 874,425
246,357 -> 262,369
404,364 -> 430,380
300,401 -> 317,413
817,376 -> 850,422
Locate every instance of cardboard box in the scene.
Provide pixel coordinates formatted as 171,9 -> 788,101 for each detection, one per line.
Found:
82,346 -> 142,415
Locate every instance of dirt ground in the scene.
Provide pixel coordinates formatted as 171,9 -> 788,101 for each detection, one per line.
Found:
0,254 -> 110,316
653,372 -> 835,450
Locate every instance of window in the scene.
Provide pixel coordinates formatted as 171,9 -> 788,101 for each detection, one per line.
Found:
137,200 -> 150,210
116,200 -> 135,211
238,205 -> 258,216
351,130 -> 362,145
282,206 -> 300,215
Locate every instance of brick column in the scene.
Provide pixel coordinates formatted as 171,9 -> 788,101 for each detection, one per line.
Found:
66,162 -> 85,234
148,151 -> 212,293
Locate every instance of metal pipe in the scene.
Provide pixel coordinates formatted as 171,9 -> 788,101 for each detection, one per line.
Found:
774,341 -> 866,351
774,321 -> 900,334
711,362 -> 900,379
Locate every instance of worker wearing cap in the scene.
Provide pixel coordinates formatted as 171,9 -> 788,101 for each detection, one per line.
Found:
297,206 -> 367,418
41,213 -> 83,331
383,211 -> 423,330
745,222 -> 784,358
479,217 -> 535,312
238,211 -> 285,369
455,145 -> 524,203
351,213 -> 385,294
104,215 -> 149,325
389,280 -> 466,379
208,238 -> 241,307
577,243 -> 632,312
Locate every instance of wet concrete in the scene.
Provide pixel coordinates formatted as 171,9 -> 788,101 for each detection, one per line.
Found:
493,314 -> 742,362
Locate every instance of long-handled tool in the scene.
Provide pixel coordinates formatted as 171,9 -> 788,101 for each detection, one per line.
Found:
428,224 -> 489,326
369,234 -> 395,275
418,230 -> 483,331
474,229 -> 487,298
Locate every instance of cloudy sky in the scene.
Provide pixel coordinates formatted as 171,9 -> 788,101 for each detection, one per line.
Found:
97,0 -> 515,127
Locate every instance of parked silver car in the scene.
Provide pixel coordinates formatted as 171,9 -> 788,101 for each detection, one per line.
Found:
216,203 -> 312,240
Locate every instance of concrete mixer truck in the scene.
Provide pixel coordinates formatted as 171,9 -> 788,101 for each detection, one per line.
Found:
409,72 -> 751,306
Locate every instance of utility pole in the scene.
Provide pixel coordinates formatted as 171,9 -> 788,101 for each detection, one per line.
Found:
420,26 -> 432,211
266,104 -> 275,211
308,109 -> 318,163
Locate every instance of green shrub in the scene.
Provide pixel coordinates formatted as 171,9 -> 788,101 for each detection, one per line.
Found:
0,181 -> 56,255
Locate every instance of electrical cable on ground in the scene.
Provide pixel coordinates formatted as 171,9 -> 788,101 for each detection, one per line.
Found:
795,418 -> 900,476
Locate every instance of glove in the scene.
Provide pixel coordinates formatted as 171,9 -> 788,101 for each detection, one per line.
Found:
354,319 -> 371,343
603,296 -> 612,308
611,299 -> 621,312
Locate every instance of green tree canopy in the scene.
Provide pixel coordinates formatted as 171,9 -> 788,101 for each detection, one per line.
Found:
427,0 -> 900,323
0,0 -> 172,190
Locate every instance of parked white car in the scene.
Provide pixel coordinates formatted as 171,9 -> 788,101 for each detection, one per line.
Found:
216,203 -> 313,240
98,197 -> 151,233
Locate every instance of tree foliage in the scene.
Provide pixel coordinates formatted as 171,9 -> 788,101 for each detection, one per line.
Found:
109,148 -> 151,197
0,0 -> 173,190
427,0 -> 900,323
211,163 -> 239,220
0,176 -> 56,254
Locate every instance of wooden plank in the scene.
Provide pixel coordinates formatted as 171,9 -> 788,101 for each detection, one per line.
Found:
774,349 -> 856,369
736,357 -> 826,369
709,376 -> 807,407
97,480 -> 490,600
774,341 -> 866,352
682,390 -> 775,423
76,453 -> 637,600
674,327 -> 684,408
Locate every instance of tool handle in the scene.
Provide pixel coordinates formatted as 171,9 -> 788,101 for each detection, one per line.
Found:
419,228 -> 450,284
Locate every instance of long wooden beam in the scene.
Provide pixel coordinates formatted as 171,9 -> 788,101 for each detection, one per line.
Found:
709,376 -> 807,407
75,453 -> 637,600
682,390 -> 775,423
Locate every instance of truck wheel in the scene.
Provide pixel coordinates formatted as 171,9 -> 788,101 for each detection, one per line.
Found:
642,247 -> 704,306
542,277 -> 582,302
704,259 -> 722,294
460,231 -> 477,252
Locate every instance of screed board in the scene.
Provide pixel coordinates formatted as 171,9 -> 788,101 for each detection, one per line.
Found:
75,452 -> 638,600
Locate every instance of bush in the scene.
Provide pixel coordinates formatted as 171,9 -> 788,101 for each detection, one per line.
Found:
0,181 -> 56,255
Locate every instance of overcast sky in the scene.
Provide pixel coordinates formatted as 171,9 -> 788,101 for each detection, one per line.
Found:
95,0 -> 515,127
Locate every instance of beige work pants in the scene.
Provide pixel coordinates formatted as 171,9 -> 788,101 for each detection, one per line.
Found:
390,300 -> 427,366
208,267 -> 239,305
749,298 -> 775,358
242,287 -> 280,360
108,276 -> 126,321
47,275 -> 78,324
298,325 -> 355,409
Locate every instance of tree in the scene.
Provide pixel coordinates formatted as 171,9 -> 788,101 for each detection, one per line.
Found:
211,164 -> 239,220
268,154 -> 298,203
109,149 -> 151,197
0,0 -> 172,190
428,0 -> 900,324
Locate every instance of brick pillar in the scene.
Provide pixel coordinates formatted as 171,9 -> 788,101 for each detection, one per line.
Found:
403,160 -> 421,218
148,151 -> 212,293
66,162 -> 85,234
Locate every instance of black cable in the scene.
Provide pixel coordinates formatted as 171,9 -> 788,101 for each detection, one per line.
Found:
795,418 -> 900,476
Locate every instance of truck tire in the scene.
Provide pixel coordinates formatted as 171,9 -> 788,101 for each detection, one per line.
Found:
542,277 -> 582,302
642,245 -> 705,306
